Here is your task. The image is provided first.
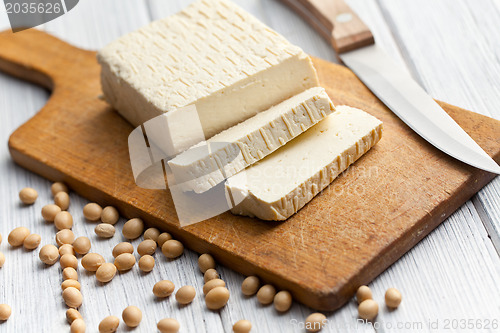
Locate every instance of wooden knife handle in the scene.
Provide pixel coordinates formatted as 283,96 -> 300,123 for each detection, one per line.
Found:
280,0 -> 374,54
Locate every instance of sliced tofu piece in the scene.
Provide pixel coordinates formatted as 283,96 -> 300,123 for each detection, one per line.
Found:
226,106 -> 383,220
168,87 -> 335,193
97,0 -> 319,140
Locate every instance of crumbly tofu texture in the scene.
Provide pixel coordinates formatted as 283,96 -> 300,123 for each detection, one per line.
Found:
226,106 -> 383,220
168,87 -> 335,193
97,0 -> 319,139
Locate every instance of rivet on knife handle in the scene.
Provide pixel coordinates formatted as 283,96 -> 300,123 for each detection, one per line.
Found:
280,0 -> 374,54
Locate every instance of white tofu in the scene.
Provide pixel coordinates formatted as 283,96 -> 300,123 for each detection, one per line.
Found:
97,0 -> 319,140
168,87 -> 335,193
226,106 -> 383,220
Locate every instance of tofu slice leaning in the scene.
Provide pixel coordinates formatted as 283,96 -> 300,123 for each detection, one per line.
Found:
97,0 -> 319,140
226,106 -> 383,220
168,87 -> 335,193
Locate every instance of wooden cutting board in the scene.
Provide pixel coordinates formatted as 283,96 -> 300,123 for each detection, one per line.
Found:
1,29 -> 499,311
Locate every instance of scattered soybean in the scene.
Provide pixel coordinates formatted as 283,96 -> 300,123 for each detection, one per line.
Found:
122,218 -> 144,240
81,253 -> 105,272
39,244 -> 60,265
161,240 -> 184,259
83,203 -> 102,222
122,305 -> 142,328
19,187 -> 38,205
175,285 -> 196,305
41,204 -> 61,222
241,276 -> 260,296
54,191 -> 70,210
23,233 -> 41,250
54,211 -> 73,230
153,280 -> 175,298
101,206 -> 119,225
8,227 -> 30,247
112,242 -> 133,258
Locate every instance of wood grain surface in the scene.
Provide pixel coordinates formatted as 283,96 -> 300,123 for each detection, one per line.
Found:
1,28 -> 498,312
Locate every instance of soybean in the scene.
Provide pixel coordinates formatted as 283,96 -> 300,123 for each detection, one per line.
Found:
95,223 -> 115,238
198,253 -> 215,273
56,229 -> 75,246
81,253 -> 105,272
305,313 -> 326,332
70,318 -> 86,333
19,187 -> 38,204
175,285 -> 196,305
8,227 -> 30,246
233,320 -> 252,333
122,305 -> 142,328
257,284 -> 276,305
241,276 -> 260,296
0,252 -> 5,267
60,254 -> 78,270
385,288 -> 402,308
274,290 -> 292,312
62,279 -> 81,291
63,267 -> 78,281
203,279 -> 226,295
99,315 -> 120,333
23,233 -> 41,250
204,268 -> 219,283
205,286 -> 230,310
54,191 -> 70,210
153,280 -> 175,298
138,255 -> 155,272
96,263 -> 117,283
112,242 -> 133,258
157,233 -> 172,247
63,287 -> 83,308
66,308 -> 83,324
59,244 -> 75,256
83,203 -> 102,221
101,206 -> 119,225
39,244 -> 60,265
54,211 -> 73,230
122,218 -> 144,240
137,239 -> 156,256
114,253 -> 136,271
143,227 -> 160,242
356,285 -> 372,304
41,204 -> 61,222
358,299 -> 378,320
0,304 -> 12,321
73,237 -> 91,255
162,240 -> 184,259
157,318 -> 180,333
51,182 -> 68,196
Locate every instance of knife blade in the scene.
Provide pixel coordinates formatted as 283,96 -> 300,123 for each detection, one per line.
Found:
279,0 -> 500,174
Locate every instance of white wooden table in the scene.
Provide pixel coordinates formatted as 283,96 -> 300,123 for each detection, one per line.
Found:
1,1 -> 499,332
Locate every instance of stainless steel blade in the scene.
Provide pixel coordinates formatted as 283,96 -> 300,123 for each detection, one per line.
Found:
340,45 -> 500,174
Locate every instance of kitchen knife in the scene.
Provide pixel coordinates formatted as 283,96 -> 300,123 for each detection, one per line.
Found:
279,0 -> 500,174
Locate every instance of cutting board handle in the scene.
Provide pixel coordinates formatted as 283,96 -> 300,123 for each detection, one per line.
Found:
280,0 -> 374,54
0,29 -> 95,90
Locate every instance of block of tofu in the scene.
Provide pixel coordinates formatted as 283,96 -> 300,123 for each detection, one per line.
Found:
226,106 -> 383,220
97,0 -> 319,140
168,87 -> 335,193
